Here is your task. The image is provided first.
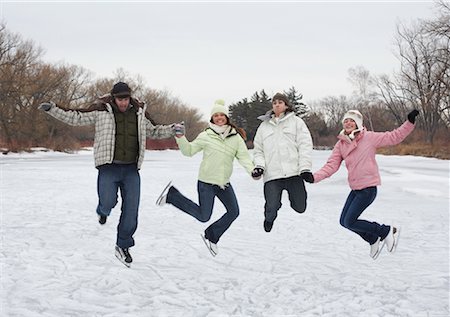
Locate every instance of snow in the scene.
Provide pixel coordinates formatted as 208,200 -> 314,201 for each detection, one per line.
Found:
1,149 -> 449,316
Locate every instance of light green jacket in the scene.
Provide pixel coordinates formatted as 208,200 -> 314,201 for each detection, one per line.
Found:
176,127 -> 254,187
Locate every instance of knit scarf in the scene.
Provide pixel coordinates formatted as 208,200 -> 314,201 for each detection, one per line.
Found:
339,128 -> 361,141
209,123 -> 232,139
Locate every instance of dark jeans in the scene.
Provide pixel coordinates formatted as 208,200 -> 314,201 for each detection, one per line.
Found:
263,175 -> 307,223
96,163 -> 140,249
166,181 -> 240,244
340,186 -> 390,245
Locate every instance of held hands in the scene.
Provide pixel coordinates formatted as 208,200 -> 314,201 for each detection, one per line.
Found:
407,110 -> 419,124
251,167 -> 264,180
300,171 -> 314,183
173,122 -> 185,137
38,102 -> 53,111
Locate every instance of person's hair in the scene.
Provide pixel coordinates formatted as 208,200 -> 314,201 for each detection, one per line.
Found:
272,93 -> 294,113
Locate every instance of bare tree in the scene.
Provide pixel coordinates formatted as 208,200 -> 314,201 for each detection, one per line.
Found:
427,1 -> 450,41
348,66 -> 378,130
0,23 -> 96,151
376,16 -> 449,144
424,0 -> 450,126
0,25 -> 43,150
143,88 -> 205,140
316,95 -> 353,134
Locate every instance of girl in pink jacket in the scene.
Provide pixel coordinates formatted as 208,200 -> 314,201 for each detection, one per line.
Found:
311,109 -> 419,259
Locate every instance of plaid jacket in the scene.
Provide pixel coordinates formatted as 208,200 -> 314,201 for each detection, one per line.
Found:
46,97 -> 174,169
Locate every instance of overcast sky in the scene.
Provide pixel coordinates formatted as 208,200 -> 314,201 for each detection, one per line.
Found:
0,1 -> 437,119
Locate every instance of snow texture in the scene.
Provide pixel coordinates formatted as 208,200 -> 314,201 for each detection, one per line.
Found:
1,149 -> 449,316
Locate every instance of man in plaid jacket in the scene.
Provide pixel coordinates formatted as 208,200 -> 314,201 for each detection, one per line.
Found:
39,82 -> 177,267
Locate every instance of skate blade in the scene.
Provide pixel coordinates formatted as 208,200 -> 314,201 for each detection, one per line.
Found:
372,240 -> 386,260
156,181 -> 172,205
392,227 -> 401,252
201,234 -> 217,257
115,251 -> 131,268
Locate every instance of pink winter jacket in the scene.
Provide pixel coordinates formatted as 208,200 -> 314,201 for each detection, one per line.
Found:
313,121 -> 415,190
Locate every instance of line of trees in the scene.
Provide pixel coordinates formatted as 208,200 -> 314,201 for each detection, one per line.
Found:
229,1 -> 449,152
0,25 -> 206,152
1,1 -> 448,157
228,87 -> 308,143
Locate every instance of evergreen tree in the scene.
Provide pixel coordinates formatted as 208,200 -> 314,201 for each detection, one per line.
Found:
229,88 -> 310,143
229,90 -> 272,142
284,86 -> 309,117
247,90 -> 271,140
229,98 -> 250,132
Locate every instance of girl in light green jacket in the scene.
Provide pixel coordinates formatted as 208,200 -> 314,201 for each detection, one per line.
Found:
156,100 -> 255,256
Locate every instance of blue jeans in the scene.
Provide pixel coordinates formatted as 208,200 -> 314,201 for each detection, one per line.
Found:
96,163 -> 140,248
264,176 -> 307,223
166,181 -> 240,244
340,187 -> 390,245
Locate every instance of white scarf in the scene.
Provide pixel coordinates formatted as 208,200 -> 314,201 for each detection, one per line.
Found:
339,128 -> 361,141
209,123 -> 231,139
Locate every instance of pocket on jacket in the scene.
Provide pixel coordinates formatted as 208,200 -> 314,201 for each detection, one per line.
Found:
261,129 -> 274,141
282,126 -> 297,143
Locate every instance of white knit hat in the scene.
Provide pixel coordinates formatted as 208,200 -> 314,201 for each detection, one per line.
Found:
210,99 -> 229,117
342,110 -> 363,130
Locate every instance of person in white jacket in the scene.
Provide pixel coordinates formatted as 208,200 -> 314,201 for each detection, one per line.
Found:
252,93 -> 314,232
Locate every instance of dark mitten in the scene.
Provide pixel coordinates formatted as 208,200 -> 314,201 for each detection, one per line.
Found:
38,102 -> 53,111
300,171 -> 314,183
407,110 -> 419,124
251,167 -> 264,180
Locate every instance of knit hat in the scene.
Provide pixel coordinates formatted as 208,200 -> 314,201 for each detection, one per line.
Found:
272,93 -> 290,106
342,110 -> 363,130
111,82 -> 131,98
210,99 -> 229,117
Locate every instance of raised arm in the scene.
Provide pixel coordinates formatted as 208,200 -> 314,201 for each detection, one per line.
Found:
39,102 -> 97,126
372,121 -> 415,148
175,133 -> 205,157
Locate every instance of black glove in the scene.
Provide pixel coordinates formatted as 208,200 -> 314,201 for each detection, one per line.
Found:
38,102 -> 53,111
300,171 -> 314,183
407,110 -> 419,124
251,167 -> 264,180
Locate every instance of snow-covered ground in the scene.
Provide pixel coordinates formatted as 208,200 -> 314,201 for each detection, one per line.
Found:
1,149 -> 449,317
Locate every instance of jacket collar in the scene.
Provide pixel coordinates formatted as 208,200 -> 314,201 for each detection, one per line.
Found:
338,128 -> 365,143
257,110 -> 295,123
206,125 -> 237,139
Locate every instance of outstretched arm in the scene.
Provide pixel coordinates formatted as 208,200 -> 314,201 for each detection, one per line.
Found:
372,110 -> 417,148
144,118 -> 176,139
313,145 -> 343,183
39,102 -> 96,126
175,133 -> 205,157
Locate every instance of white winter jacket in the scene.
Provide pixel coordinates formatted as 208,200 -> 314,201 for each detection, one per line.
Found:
45,98 -> 174,169
253,112 -> 313,183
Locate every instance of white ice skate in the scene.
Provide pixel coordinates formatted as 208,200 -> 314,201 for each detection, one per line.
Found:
370,237 -> 386,259
385,226 -> 401,252
156,181 -> 172,206
201,234 -> 218,257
